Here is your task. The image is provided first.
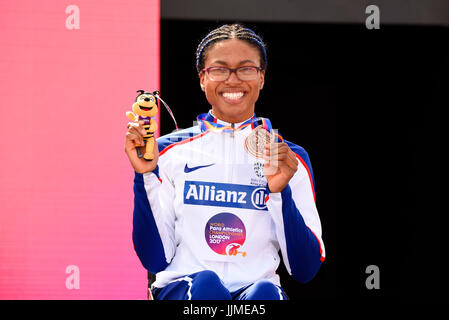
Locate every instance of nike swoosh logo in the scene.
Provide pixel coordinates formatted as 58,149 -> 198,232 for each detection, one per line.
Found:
184,163 -> 215,173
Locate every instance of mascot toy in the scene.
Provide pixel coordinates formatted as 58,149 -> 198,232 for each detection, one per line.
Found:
126,90 -> 159,161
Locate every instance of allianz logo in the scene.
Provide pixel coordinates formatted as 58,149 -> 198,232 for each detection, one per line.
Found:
184,180 -> 268,210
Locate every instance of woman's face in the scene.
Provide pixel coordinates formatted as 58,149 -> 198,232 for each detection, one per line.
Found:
199,39 -> 265,123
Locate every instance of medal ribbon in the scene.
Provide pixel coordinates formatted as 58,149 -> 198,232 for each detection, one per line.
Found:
155,93 -> 178,130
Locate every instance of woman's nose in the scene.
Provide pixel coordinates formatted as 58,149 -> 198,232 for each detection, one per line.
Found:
226,70 -> 241,83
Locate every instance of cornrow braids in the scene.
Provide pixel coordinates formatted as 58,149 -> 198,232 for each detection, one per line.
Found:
195,24 -> 267,74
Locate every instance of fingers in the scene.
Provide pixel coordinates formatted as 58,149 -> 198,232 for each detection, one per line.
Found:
264,143 -> 298,172
126,121 -> 147,146
126,132 -> 145,147
128,120 -> 147,136
124,123 -> 159,174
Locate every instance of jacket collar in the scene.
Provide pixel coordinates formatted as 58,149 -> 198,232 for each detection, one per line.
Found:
197,111 -> 278,138
197,110 -> 256,131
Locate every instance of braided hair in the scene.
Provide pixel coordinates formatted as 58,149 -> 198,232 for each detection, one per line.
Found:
195,24 -> 267,74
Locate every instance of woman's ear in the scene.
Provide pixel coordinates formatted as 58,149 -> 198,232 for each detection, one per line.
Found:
259,70 -> 265,90
199,72 -> 206,91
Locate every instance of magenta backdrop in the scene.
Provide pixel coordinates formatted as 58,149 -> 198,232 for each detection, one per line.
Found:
0,0 -> 160,299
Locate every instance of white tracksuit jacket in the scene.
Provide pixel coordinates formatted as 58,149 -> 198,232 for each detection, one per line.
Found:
132,111 -> 325,292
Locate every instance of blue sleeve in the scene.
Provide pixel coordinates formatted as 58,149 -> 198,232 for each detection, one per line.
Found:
132,170 -> 168,274
280,184 -> 323,283
131,127 -> 198,273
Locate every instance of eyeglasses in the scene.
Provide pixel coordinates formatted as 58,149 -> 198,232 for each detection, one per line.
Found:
202,66 -> 263,81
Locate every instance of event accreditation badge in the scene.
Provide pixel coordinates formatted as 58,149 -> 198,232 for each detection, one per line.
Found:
244,125 -> 275,158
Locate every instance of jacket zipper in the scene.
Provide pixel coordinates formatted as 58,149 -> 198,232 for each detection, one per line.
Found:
225,124 -> 236,278
229,123 -> 235,182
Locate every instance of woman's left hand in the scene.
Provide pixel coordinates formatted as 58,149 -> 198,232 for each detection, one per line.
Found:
264,142 -> 298,193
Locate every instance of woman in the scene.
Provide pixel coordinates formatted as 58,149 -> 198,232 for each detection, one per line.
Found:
125,24 -> 325,300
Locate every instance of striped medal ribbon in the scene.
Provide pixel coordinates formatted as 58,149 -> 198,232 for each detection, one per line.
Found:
199,116 -> 283,159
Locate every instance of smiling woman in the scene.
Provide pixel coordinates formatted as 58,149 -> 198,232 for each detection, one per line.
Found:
124,23 -> 325,300
199,39 -> 264,123
196,24 -> 267,123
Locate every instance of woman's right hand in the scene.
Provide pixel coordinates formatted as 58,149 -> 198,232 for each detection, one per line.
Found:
125,120 -> 159,173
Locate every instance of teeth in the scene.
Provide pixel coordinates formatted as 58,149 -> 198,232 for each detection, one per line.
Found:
222,92 -> 244,100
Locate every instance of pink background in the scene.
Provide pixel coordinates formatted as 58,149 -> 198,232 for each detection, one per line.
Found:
0,0 -> 160,299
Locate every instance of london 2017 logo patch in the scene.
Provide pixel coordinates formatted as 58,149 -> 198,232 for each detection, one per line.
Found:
205,212 -> 247,257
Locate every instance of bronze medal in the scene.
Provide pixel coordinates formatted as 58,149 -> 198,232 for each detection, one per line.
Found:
244,125 -> 274,158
